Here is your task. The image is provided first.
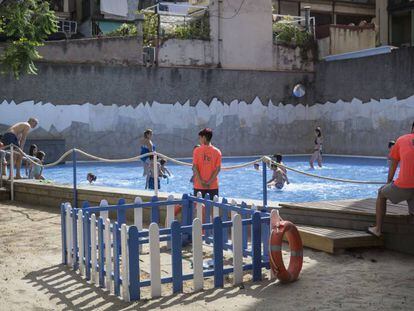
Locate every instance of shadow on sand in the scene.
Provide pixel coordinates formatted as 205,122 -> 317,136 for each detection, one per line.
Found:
23,264 -> 302,311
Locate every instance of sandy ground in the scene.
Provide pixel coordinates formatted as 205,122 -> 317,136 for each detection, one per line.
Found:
0,201 -> 414,311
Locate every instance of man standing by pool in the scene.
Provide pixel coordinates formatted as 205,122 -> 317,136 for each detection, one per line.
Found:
369,121 -> 414,237
192,128 -> 222,198
1,118 -> 38,179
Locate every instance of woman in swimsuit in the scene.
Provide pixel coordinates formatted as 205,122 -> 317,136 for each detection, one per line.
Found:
140,129 -> 155,187
310,126 -> 323,169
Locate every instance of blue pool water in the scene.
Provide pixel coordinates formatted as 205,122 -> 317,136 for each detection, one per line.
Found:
43,156 -> 388,203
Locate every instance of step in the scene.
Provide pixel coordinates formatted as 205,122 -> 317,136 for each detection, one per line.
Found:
294,225 -> 384,254
0,188 -> 10,201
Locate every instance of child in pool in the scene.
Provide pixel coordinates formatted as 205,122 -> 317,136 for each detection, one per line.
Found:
87,173 -> 97,184
160,159 -> 171,178
267,154 -> 289,189
33,151 -> 46,180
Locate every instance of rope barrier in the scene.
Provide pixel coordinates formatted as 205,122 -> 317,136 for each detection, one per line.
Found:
0,143 -> 385,185
74,149 -> 154,163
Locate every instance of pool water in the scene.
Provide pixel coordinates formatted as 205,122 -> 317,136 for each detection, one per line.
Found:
43,156 -> 388,203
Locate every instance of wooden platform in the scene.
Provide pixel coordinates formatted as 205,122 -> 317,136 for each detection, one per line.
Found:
279,199 -> 414,255
295,225 -> 383,254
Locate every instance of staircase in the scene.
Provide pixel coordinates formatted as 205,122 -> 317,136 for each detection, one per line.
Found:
295,224 -> 383,254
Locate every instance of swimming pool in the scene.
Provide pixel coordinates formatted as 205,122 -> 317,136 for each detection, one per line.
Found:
43,156 -> 388,203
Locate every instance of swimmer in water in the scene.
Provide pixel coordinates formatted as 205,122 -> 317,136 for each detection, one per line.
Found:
267,154 -> 289,189
160,159 -> 171,178
87,173 -> 97,184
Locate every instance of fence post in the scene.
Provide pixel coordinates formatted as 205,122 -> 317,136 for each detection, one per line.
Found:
262,161 -> 267,209
72,149 -> 78,208
61,203 -> 67,265
213,216 -> 224,288
252,211 -> 262,282
153,152 -> 158,196
181,194 -> 191,245
10,144 -> 14,201
171,220 -> 183,293
128,226 -> 140,301
151,195 -> 160,224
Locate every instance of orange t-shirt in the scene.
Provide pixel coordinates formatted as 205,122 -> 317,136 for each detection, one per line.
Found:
389,133 -> 414,188
192,144 -> 222,190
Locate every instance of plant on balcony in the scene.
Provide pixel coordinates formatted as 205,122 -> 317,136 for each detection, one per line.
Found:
272,17 -> 311,46
170,13 -> 210,40
0,0 -> 58,79
106,23 -> 138,37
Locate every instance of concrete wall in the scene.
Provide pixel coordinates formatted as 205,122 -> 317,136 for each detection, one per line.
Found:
318,25 -> 376,58
273,44 -> 314,71
159,38 -> 314,71
209,0 -> 274,70
36,36 -> 143,65
158,39 -> 215,67
1,95 -> 413,158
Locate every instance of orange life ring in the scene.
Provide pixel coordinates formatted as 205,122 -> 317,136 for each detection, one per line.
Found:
269,220 -> 303,283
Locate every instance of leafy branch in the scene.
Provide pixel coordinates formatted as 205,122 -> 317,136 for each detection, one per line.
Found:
0,0 -> 57,79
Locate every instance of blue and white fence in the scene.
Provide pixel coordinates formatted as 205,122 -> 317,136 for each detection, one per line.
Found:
61,193 -> 277,301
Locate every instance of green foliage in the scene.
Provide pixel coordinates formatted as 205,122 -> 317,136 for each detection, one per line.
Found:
106,23 -> 137,37
273,18 -> 311,46
0,0 -> 58,79
141,11 -> 158,47
170,13 -> 209,40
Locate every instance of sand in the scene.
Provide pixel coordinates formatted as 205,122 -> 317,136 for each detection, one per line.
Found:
0,201 -> 413,311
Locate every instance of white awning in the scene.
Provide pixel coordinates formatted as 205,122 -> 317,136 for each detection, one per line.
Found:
100,0 -> 128,18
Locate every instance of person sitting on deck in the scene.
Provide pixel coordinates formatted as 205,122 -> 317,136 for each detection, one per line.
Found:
33,151 -> 46,180
368,122 -> 414,237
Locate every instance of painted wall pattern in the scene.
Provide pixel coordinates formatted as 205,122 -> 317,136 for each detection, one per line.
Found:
1,96 -> 414,158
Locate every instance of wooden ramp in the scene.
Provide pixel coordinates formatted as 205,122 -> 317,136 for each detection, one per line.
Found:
295,225 -> 383,254
279,198 -> 414,255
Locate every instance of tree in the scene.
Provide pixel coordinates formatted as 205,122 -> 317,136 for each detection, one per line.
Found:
0,0 -> 57,79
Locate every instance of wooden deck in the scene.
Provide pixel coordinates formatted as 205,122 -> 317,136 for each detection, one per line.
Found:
279,199 -> 414,255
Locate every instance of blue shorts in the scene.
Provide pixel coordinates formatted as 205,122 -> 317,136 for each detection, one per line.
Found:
1,132 -> 19,147
148,177 -> 160,190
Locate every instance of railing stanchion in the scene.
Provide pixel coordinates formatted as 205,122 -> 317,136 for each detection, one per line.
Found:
262,160 -> 267,209
72,149 -> 78,208
10,145 -> 14,201
0,150 -> 3,189
153,152 -> 158,196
